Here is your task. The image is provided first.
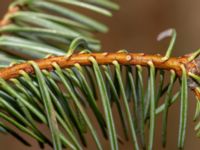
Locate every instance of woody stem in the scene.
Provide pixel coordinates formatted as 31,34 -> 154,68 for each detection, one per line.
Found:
1,52 -> 200,98
0,52 -> 194,79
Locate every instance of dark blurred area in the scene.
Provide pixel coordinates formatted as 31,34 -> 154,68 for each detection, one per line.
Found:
0,0 -> 200,149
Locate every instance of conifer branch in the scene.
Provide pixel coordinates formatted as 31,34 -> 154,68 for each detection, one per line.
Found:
0,52 -> 200,99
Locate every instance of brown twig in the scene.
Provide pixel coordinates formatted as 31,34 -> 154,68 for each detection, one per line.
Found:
0,6 -> 19,27
0,52 -> 200,98
0,52 -> 194,80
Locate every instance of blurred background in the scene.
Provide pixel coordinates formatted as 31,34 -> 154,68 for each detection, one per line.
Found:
0,0 -> 200,149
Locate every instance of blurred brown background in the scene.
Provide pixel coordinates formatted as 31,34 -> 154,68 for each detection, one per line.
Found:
0,0 -> 200,149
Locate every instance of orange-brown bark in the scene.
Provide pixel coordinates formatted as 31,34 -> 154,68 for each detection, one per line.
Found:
0,52 -> 193,80
0,6 -> 19,27
2,52 -> 200,99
